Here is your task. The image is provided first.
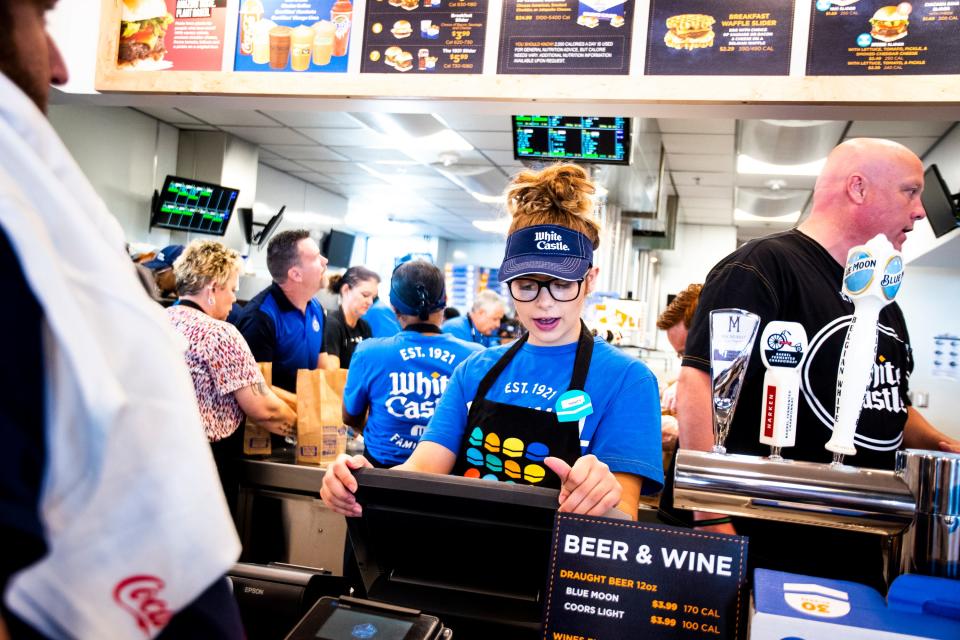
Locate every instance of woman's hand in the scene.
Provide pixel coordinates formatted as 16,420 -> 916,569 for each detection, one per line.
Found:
320,454 -> 371,517
544,455 -> 622,517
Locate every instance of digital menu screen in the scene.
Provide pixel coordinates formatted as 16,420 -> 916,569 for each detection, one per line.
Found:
512,116 -> 631,165
807,0 -> 960,75
498,0 -> 637,75
152,176 -> 238,236
360,0 -> 489,74
645,0 -> 795,75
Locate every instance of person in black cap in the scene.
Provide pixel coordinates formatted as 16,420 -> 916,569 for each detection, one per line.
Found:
341,261 -> 483,467
142,244 -> 185,301
322,164 -> 664,521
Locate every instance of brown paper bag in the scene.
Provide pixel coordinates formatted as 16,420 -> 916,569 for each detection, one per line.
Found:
296,368 -> 349,465
243,362 -> 273,456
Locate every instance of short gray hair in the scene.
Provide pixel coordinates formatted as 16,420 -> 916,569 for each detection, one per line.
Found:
472,289 -> 505,313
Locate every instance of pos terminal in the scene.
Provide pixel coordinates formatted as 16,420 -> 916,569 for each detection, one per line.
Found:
286,596 -> 450,640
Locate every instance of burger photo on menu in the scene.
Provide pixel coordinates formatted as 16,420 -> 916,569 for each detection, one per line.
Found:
576,14 -> 601,28
401,0 -> 420,10
394,50 -> 414,71
869,4 -> 911,42
664,13 -> 715,50
384,46 -> 403,68
118,0 -> 174,68
391,19 -> 413,38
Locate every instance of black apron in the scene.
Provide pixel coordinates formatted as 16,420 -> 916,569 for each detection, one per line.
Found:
451,322 -> 594,489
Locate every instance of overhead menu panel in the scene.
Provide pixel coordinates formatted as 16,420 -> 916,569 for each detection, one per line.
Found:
645,0 -> 795,75
497,0 -> 637,74
807,0 -> 960,75
360,0 -> 489,73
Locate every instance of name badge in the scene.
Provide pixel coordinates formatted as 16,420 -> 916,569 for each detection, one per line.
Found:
555,390 -> 594,423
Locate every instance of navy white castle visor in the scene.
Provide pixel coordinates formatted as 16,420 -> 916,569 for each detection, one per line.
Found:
499,224 -> 594,282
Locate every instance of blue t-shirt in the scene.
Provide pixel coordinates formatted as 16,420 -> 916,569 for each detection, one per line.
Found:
442,314 -> 499,347
344,332 -> 484,466
363,299 -> 402,338
421,337 -> 664,492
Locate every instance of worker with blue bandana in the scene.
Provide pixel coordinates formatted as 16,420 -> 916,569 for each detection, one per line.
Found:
342,260 -> 483,467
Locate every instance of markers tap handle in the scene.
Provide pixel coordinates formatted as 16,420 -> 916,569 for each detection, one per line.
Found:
758,321 -> 807,457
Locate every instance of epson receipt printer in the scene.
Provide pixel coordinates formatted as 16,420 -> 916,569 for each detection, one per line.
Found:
285,596 -> 452,640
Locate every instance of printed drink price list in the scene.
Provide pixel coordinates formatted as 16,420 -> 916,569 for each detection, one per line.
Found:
497,0 -> 637,74
807,0 -> 960,75
543,514 -> 748,639
361,0 -> 489,73
644,0 -> 795,75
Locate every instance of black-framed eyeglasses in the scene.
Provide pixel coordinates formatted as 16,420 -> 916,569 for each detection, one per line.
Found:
508,277 -> 584,302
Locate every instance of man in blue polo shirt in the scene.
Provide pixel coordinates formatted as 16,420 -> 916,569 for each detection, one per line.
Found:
233,229 -> 330,392
441,289 -> 506,347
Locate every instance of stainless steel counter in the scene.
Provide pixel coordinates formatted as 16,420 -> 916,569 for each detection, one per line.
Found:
236,451 -> 347,575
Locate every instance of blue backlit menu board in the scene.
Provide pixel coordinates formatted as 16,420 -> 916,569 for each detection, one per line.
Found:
498,0 -> 636,74
645,0 -> 795,75
807,0 -> 960,75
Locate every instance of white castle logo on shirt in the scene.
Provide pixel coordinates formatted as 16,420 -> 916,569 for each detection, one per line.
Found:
386,370 -> 450,421
534,230 -> 569,251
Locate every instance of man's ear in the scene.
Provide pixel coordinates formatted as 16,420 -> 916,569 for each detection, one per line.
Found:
847,174 -> 867,204
287,265 -> 301,284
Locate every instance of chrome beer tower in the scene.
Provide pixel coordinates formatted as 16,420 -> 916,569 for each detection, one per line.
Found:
675,235 -> 959,585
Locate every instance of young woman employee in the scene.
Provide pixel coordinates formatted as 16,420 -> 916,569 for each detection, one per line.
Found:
322,164 -> 663,520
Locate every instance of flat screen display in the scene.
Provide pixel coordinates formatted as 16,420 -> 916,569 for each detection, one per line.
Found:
921,165 -> 959,238
512,116 -> 631,165
151,175 -> 239,236
322,230 -> 356,268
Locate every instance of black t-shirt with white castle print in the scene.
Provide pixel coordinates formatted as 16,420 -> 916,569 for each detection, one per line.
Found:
683,229 -> 913,471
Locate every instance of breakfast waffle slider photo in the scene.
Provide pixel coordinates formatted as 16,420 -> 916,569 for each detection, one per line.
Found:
664,13 -> 715,50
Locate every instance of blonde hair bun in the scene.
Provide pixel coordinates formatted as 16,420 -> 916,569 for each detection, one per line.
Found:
506,163 -> 601,249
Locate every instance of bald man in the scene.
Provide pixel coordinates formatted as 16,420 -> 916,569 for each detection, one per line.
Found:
674,138 -> 958,589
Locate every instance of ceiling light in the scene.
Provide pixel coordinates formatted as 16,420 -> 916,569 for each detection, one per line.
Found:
472,218 -> 510,234
734,208 -> 801,223
737,120 -> 846,166
348,113 -> 473,153
737,154 -> 826,176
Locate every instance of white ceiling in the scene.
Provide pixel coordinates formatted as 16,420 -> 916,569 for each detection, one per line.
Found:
134,106 -> 955,244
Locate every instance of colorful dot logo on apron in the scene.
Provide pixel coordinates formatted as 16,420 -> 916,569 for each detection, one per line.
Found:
464,426 -> 548,483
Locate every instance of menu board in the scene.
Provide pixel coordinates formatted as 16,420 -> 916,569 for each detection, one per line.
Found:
117,0 -> 228,71
497,0 -> 636,75
361,0 -> 489,73
543,514 -> 749,640
233,0 -> 352,73
807,0 -> 960,75
645,0 -> 795,75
